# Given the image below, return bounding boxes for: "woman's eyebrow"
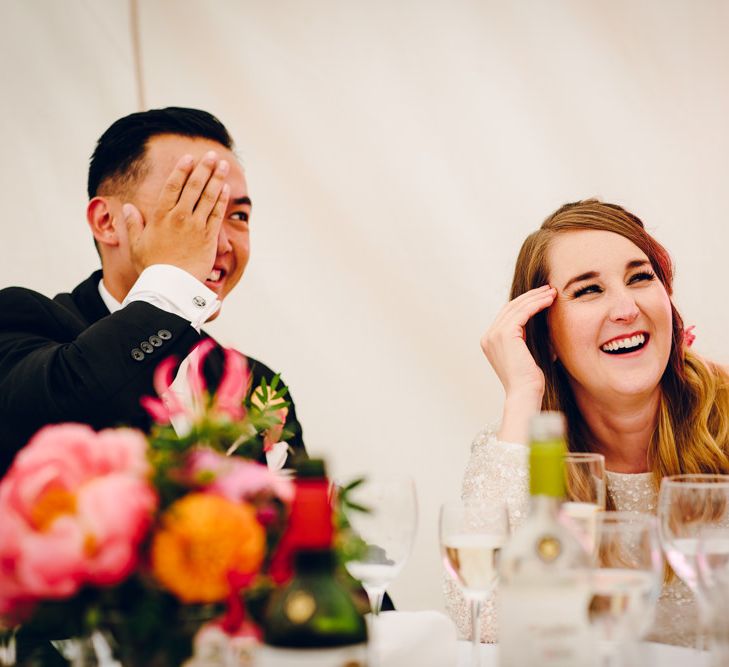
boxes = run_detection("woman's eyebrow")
[561,259,650,291]
[626,259,650,269]
[562,271,598,292]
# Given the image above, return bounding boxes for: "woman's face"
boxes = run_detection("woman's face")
[546,229,673,405]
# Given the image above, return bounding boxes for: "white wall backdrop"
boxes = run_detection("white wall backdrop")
[2,0,729,612]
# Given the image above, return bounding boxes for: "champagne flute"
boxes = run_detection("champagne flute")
[439,500,509,667]
[588,511,663,667]
[658,474,729,650]
[344,475,418,616]
[561,452,606,555]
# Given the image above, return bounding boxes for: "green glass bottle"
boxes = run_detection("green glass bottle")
[498,412,596,667]
[257,459,368,666]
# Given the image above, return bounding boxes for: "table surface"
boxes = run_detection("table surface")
[373,611,709,667]
[456,641,709,667]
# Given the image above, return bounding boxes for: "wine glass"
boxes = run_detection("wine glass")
[588,511,663,666]
[561,452,606,555]
[697,524,729,662]
[343,475,418,617]
[439,500,509,667]
[658,474,729,650]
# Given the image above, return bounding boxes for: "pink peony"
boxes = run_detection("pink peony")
[0,424,157,618]
[185,448,294,504]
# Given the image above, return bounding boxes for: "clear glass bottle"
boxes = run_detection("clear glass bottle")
[258,459,368,667]
[498,411,596,667]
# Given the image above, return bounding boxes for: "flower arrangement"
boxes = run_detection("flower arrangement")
[0,341,297,666]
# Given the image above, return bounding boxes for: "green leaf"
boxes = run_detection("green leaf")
[341,477,366,492]
[342,501,371,514]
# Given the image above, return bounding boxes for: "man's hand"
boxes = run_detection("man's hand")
[122,151,230,282]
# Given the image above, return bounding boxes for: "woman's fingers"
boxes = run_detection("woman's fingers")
[489,286,556,334]
[481,286,557,395]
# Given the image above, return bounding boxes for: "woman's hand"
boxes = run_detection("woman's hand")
[480,285,557,443]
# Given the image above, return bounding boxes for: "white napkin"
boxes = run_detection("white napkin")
[373,610,459,667]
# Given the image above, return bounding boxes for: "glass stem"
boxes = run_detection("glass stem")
[0,627,16,667]
[364,586,386,667]
[366,587,386,616]
[470,597,482,667]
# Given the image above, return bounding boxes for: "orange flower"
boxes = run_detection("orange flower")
[151,493,265,603]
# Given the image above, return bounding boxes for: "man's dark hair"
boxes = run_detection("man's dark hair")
[87,107,234,198]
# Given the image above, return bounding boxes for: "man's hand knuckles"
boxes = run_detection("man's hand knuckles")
[198,189,218,208]
[169,209,189,225]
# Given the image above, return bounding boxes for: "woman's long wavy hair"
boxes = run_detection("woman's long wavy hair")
[512,199,729,498]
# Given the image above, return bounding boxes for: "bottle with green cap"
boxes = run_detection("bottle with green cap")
[498,411,596,667]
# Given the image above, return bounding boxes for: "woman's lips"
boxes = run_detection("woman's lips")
[600,332,650,355]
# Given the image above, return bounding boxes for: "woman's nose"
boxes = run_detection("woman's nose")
[608,290,640,324]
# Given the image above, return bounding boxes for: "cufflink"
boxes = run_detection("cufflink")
[192,296,207,308]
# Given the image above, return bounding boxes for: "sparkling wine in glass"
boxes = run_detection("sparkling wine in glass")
[343,475,418,616]
[561,452,606,555]
[439,500,509,667]
[588,511,663,666]
[658,473,729,650]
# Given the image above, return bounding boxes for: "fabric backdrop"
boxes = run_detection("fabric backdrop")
[2,0,728,612]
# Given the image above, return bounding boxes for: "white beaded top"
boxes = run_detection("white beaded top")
[444,427,696,646]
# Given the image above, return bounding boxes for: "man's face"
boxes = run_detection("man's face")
[115,134,251,307]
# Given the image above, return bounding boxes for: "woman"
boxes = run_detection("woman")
[445,199,729,646]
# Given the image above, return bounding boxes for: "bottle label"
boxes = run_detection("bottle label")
[256,644,368,667]
[499,579,596,667]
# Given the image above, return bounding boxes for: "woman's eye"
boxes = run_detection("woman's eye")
[572,284,602,298]
[628,271,655,285]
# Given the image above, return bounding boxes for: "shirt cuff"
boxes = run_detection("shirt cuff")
[122,265,220,331]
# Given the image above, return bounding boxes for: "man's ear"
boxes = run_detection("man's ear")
[86,197,120,247]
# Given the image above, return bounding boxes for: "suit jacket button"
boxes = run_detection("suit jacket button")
[149,335,163,347]
[158,329,172,340]
[140,341,154,354]
[131,348,145,361]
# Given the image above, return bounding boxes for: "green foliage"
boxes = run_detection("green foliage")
[332,476,370,565]
[146,376,292,509]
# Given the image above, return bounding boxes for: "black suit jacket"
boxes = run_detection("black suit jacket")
[0,271,305,474]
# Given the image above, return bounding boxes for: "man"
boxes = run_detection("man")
[0,107,305,474]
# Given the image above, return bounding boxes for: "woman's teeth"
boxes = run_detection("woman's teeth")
[601,333,647,354]
[207,269,222,282]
